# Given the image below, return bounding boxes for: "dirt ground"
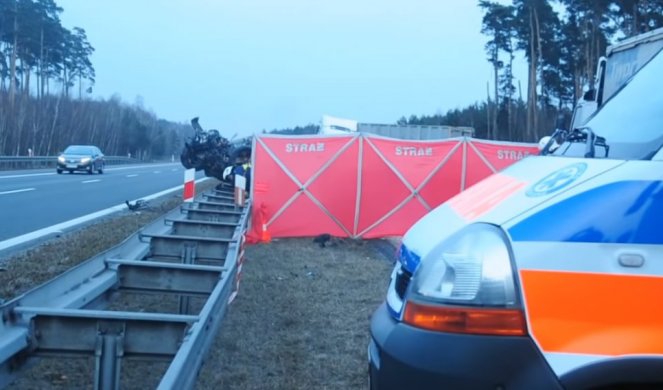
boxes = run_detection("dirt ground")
[197,238,395,390]
[1,181,397,389]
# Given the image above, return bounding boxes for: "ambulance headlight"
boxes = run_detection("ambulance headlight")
[410,223,518,307]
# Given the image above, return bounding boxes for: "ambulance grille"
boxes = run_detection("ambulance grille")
[395,267,412,300]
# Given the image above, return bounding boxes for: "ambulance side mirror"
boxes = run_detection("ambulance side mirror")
[538,134,562,155]
[538,136,552,152]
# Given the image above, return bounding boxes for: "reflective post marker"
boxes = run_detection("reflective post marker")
[183,169,195,202]
[235,175,246,207]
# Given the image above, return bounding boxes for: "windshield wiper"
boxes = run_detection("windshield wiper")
[566,126,610,158]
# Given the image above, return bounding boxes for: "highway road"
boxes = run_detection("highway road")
[0,163,206,243]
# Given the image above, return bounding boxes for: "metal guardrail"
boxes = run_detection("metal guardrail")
[0,156,140,171]
[0,183,250,389]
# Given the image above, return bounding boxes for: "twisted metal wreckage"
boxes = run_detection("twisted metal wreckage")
[179,117,252,181]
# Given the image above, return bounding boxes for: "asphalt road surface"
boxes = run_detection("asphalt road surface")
[0,163,205,242]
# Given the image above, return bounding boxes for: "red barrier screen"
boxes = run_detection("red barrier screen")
[356,137,462,238]
[249,134,537,241]
[250,135,359,239]
[465,139,539,188]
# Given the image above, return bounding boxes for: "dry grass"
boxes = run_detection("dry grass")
[2,180,217,390]
[0,200,176,301]
[0,180,218,302]
[197,238,394,390]
[1,179,397,389]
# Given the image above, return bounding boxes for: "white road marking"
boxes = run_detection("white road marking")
[82,179,101,184]
[154,171,161,174]
[0,177,212,252]
[104,163,181,172]
[0,163,181,179]
[126,174,139,178]
[0,172,54,179]
[0,188,36,195]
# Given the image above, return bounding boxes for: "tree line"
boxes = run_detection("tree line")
[1,94,190,158]
[4,0,663,155]
[0,0,93,101]
[0,0,190,158]
[401,0,663,142]
[265,124,319,135]
[273,1,663,142]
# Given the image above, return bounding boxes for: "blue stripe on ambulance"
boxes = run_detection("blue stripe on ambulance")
[398,244,421,273]
[385,244,422,319]
[509,180,663,244]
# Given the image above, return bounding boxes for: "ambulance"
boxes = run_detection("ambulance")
[369,29,663,389]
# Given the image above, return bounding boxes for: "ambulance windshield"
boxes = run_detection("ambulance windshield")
[554,47,663,160]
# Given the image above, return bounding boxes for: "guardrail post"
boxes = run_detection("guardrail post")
[178,245,196,315]
[94,322,124,390]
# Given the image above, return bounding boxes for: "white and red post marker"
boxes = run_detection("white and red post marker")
[235,174,246,207]
[183,168,195,202]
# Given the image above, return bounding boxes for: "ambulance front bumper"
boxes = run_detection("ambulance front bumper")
[368,303,562,390]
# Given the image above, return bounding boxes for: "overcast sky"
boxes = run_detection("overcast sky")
[57,0,527,136]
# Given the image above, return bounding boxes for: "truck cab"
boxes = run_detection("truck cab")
[570,27,663,130]
[369,29,663,389]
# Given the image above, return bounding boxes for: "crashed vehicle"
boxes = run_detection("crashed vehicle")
[180,117,251,181]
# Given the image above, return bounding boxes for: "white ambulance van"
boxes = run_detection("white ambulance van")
[369,28,663,389]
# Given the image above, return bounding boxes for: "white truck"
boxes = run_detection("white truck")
[571,26,663,129]
[319,114,474,140]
